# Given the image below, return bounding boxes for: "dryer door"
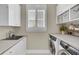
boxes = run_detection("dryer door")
[49,39,56,55]
[57,49,71,55]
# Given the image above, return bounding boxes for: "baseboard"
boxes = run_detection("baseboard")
[26,49,51,55]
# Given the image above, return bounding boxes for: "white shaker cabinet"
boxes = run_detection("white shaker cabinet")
[9,4,21,26]
[3,37,26,55]
[0,4,21,26]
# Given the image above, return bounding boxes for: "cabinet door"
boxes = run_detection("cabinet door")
[70,4,79,20]
[57,4,76,15]
[62,10,69,22]
[3,37,26,55]
[0,4,8,26]
[13,37,26,55]
[9,4,21,26]
[57,15,63,24]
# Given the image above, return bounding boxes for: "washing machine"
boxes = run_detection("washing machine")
[57,40,71,55]
[57,40,79,55]
[49,34,59,55]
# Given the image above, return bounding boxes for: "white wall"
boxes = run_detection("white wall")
[47,4,59,34]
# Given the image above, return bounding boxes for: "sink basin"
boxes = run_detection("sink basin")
[3,36,23,40]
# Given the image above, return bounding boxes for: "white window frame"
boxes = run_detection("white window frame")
[26,5,47,32]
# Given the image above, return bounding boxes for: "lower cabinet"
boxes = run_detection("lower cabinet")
[3,37,26,55]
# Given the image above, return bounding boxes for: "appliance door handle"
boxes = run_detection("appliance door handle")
[64,45,69,49]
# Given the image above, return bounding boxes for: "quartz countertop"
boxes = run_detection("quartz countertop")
[0,37,24,54]
[50,33,79,49]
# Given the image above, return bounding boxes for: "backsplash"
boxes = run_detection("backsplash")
[0,27,15,40]
[59,23,79,36]
[68,24,79,36]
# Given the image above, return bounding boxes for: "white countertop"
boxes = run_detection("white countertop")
[50,33,79,49]
[0,37,24,54]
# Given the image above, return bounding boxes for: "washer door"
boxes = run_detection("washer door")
[49,40,56,55]
[57,49,71,55]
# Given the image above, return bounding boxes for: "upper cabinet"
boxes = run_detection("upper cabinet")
[9,4,21,26]
[26,5,47,32]
[70,5,79,20]
[57,4,76,16]
[57,10,69,24]
[56,4,79,24]
[0,4,21,26]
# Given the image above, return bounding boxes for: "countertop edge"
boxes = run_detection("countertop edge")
[50,33,79,49]
[0,36,25,55]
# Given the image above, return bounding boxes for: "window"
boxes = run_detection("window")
[28,10,36,28]
[27,5,47,32]
[37,10,45,28]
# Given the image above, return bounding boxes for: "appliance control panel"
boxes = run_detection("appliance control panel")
[60,40,79,55]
